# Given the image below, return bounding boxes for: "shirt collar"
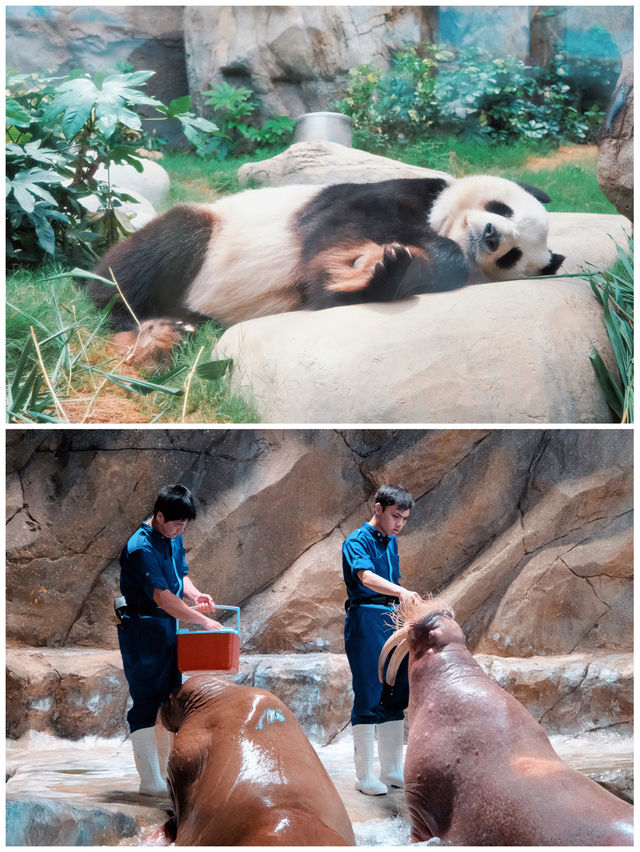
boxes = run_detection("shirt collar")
[364,522,390,544]
[142,518,172,544]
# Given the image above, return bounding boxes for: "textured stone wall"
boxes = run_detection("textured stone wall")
[6,5,629,125]
[6,428,632,655]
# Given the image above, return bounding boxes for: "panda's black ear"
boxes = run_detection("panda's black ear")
[516,181,552,204]
[539,253,565,275]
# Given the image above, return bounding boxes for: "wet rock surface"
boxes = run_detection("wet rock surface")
[7,647,632,749]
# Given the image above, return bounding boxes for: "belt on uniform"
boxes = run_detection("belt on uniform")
[345,594,398,612]
[114,596,173,621]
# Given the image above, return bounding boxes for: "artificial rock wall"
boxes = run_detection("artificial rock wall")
[6,428,633,746]
[6,428,632,655]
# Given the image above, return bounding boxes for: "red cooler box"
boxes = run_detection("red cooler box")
[177,605,241,675]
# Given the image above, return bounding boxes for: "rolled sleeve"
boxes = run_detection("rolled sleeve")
[343,536,375,579]
[128,546,170,600]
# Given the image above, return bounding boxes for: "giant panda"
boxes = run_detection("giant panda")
[89,175,565,363]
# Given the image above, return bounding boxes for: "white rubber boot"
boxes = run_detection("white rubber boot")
[352,724,388,795]
[154,721,174,785]
[377,719,405,788]
[131,727,168,795]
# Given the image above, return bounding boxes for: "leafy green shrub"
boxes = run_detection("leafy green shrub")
[335,43,613,149]
[202,81,295,159]
[6,65,219,266]
[583,236,633,423]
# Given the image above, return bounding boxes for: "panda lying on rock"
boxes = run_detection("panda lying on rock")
[89,175,565,364]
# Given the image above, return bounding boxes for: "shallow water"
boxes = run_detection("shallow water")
[6,728,633,846]
[353,815,412,845]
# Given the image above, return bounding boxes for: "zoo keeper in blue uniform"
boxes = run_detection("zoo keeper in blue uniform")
[117,483,221,795]
[343,484,421,796]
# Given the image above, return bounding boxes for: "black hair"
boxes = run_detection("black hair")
[153,484,197,522]
[374,484,414,511]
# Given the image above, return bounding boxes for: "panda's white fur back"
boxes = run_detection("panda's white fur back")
[186,184,321,325]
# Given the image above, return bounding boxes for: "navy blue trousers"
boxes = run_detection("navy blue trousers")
[345,604,409,725]
[117,615,182,733]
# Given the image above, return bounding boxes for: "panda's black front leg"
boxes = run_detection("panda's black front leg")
[304,234,470,309]
[360,235,470,302]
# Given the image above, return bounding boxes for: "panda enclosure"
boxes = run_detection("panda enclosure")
[6,6,628,144]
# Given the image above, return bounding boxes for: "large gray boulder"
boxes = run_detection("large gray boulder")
[213,212,629,424]
[237,141,451,186]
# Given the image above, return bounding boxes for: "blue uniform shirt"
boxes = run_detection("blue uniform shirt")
[120,519,189,615]
[342,522,400,601]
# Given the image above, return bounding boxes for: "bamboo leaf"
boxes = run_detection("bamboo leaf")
[88,368,184,396]
[195,359,233,381]
[9,363,40,414]
[589,347,623,419]
[9,334,36,400]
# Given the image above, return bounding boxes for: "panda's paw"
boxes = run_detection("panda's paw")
[373,242,413,274]
[366,242,422,301]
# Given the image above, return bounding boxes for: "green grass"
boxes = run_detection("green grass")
[380,136,617,213]
[161,323,260,423]
[159,145,288,210]
[6,262,99,367]
[159,136,616,214]
[6,263,259,423]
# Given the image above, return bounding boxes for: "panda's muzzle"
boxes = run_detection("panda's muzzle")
[482,222,500,253]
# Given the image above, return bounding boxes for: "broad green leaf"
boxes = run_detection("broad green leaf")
[103,69,155,87]
[111,104,143,131]
[33,214,56,255]
[96,111,118,139]
[10,183,35,213]
[61,95,99,139]
[166,95,192,117]
[13,167,65,187]
[24,183,57,205]
[42,78,98,133]
[6,98,32,127]
[23,140,66,167]
[181,114,219,133]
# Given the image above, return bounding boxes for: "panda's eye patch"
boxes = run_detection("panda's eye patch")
[496,247,523,269]
[485,200,514,218]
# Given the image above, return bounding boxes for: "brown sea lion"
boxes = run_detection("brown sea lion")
[379,601,634,846]
[159,674,355,846]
